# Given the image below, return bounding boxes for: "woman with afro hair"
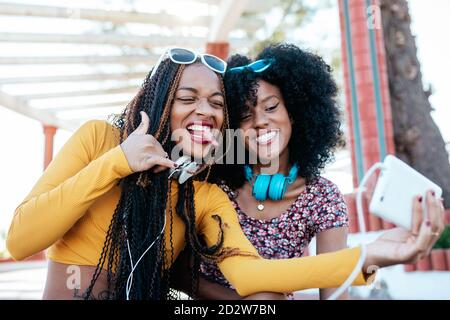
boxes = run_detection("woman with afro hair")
[198,43,445,300]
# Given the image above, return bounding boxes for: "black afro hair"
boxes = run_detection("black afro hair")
[211,43,344,189]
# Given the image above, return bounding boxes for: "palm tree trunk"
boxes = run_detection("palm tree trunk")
[380,0,450,207]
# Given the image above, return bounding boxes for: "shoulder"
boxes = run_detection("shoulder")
[193,181,235,214]
[77,119,109,133]
[193,181,229,201]
[306,176,347,213]
[74,120,120,159]
[308,177,349,230]
[308,176,343,199]
[77,120,119,142]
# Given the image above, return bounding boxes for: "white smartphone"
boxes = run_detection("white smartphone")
[369,155,442,230]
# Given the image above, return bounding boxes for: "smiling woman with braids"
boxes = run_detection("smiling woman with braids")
[6,47,444,300]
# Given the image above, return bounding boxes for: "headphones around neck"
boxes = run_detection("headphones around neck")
[245,164,299,201]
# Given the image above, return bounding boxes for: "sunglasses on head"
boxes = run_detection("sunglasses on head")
[227,58,275,74]
[150,48,228,79]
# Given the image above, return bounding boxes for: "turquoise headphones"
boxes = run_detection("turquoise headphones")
[244,164,299,201]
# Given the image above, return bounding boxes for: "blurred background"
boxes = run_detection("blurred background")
[0,0,449,299]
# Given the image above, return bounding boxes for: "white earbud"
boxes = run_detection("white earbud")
[168,156,201,184]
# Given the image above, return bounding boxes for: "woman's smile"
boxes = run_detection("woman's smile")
[186,121,214,145]
[170,63,224,159]
[255,130,279,146]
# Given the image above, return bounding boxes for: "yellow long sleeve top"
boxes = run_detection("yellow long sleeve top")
[6,120,373,296]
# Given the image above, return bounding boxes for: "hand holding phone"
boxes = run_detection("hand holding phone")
[365,189,445,268]
[369,155,442,229]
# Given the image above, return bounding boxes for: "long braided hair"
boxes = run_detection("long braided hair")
[84,59,231,300]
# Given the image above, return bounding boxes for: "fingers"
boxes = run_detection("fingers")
[151,151,171,173]
[151,138,166,154]
[425,190,445,251]
[146,155,176,170]
[413,219,434,260]
[133,111,150,135]
[411,195,423,236]
[413,190,445,258]
[426,190,443,233]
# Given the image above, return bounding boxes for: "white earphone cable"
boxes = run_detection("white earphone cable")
[125,214,167,300]
[327,162,384,300]
[124,162,385,300]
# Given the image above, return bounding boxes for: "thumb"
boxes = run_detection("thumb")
[133,111,150,135]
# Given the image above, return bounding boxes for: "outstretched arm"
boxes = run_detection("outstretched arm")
[316,227,349,300]
[199,186,444,297]
[198,185,372,297]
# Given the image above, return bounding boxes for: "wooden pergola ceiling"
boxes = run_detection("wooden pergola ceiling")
[0,0,277,131]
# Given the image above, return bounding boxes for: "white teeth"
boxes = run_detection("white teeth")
[256,131,277,143]
[187,125,211,132]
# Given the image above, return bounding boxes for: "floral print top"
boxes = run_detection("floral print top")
[199,176,349,290]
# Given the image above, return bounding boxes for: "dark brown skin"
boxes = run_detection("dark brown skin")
[195,80,349,300]
[169,63,224,161]
[194,79,445,300]
[41,69,446,300]
[42,63,224,300]
[42,261,109,300]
